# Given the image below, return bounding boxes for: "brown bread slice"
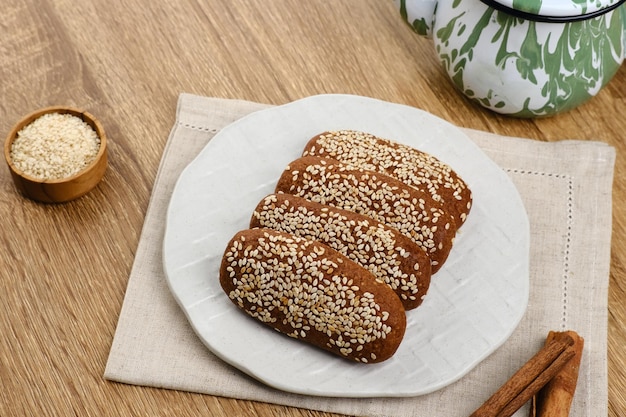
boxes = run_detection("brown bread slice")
[302,130,472,227]
[220,228,407,363]
[275,156,456,273]
[250,193,431,310]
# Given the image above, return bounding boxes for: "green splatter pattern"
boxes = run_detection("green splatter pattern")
[398,0,625,116]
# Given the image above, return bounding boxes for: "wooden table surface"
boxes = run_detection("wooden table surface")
[1,1,624,416]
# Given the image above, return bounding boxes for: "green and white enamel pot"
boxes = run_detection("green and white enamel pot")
[395,0,626,117]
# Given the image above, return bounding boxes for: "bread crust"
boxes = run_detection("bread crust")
[275,156,456,273]
[220,228,406,363]
[250,193,431,310]
[302,130,472,228]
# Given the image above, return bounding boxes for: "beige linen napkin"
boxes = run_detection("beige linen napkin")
[105,93,614,417]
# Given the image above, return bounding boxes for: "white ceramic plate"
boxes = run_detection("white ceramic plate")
[163,94,529,398]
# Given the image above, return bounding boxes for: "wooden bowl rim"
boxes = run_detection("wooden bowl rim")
[4,106,107,184]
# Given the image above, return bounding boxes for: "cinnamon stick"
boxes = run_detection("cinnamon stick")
[531,331,584,417]
[529,396,537,417]
[469,334,575,417]
[496,347,575,417]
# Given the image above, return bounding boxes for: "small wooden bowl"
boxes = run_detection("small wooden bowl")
[4,106,108,203]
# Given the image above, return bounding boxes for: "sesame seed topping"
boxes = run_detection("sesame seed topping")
[275,156,455,271]
[302,130,472,226]
[221,228,402,362]
[251,193,431,310]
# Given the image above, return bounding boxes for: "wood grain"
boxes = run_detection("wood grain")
[1,1,624,416]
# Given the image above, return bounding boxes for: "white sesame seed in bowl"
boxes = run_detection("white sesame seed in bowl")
[4,106,107,203]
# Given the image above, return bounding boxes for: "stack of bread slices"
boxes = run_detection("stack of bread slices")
[220,130,472,364]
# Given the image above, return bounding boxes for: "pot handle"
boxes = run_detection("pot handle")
[395,0,438,38]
